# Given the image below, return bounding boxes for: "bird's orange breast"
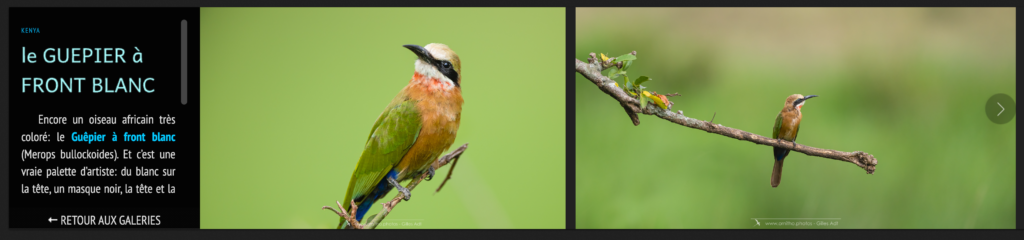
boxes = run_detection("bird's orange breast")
[777,110,802,141]
[395,73,463,180]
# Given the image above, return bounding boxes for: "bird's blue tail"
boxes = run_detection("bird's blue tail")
[355,170,400,222]
[773,147,790,161]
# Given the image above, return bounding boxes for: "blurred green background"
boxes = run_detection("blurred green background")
[200,8,565,229]
[576,8,1014,229]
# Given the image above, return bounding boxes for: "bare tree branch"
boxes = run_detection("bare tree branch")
[575,52,877,174]
[435,144,467,194]
[324,200,363,229]
[323,143,469,229]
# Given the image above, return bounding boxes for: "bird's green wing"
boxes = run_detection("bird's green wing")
[772,112,782,139]
[343,98,422,207]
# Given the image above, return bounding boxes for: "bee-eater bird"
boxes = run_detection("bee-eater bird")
[771,94,817,188]
[341,43,462,228]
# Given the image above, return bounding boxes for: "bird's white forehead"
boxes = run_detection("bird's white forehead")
[424,43,451,60]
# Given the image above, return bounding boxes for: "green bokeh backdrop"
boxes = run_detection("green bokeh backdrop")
[200,8,565,229]
[576,8,1014,229]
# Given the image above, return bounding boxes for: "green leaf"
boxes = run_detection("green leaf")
[623,60,633,71]
[639,95,648,109]
[615,53,636,62]
[624,76,633,92]
[607,68,619,78]
[611,71,625,80]
[634,76,651,85]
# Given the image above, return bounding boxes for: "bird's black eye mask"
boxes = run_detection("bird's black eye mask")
[434,60,459,88]
[792,95,818,108]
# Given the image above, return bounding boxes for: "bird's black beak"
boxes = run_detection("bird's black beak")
[804,95,819,100]
[403,44,436,65]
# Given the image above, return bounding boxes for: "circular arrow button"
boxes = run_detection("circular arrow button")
[986,93,1015,124]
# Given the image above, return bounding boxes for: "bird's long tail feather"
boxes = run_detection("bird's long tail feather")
[771,159,784,188]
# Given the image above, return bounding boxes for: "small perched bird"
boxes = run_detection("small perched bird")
[341,43,463,228]
[771,94,817,188]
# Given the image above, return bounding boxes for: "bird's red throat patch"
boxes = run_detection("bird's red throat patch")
[412,72,454,93]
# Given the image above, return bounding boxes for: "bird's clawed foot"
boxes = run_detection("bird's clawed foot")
[387,176,411,201]
[426,167,436,181]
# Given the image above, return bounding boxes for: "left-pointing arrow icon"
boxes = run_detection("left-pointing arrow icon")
[48,217,57,223]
